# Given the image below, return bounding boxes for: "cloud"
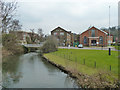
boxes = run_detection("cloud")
[14,0,119,34]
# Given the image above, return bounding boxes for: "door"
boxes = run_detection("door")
[91,40,96,46]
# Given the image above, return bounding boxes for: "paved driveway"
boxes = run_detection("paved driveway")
[59,46,117,51]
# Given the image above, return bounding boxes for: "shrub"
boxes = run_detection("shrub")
[22,45,29,53]
[41,36,58,53]
[2,33,24,54]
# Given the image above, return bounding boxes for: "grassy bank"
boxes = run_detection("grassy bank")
[44,48,118,86]
[115,46,120,50]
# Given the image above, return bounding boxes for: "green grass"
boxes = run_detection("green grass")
[44,48,118,83]
[115,45,120,50]
[44,54,99,75]
[45,48,118,74]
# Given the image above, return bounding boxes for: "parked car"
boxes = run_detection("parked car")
[78,44,83,48]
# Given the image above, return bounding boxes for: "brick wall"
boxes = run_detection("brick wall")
[51,27,72,46]
[80,27,108,47]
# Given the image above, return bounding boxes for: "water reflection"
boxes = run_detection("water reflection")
[2,55,20,73]
[2,55,23,88]
[2,53,79,88]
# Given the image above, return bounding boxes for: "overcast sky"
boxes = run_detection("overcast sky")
[10,0,119,34]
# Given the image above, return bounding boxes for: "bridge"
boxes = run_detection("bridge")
[22,42,45,48]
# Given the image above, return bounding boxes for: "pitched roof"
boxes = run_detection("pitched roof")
[80,26,108,35]
[51,26,72,34]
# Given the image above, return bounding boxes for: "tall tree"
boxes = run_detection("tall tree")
[8,19,22,31]
[0,0,19,33]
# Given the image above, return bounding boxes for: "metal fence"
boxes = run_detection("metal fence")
[51,51,117,73]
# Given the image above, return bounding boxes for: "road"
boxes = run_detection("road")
[59,46,117,51]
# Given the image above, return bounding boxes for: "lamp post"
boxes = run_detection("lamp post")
[109,6,111,55]
[109,6,111,46]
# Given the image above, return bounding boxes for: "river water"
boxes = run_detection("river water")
[2,53,79,88]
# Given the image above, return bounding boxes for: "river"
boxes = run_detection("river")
[2,53,79,88]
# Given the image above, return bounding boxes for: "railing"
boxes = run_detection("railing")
[51,49,118,74]
[22,42,46,47]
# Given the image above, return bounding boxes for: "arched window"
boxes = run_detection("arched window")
[99,36,103,44]
[84,36,87,44]
[91,29,95,37]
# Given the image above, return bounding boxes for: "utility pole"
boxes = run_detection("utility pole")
[108,6,111,55]
[109,6,111,46]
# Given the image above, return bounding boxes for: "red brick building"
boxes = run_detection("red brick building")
[80,26,113,47]
[9,31,40,44]
[51,27,73,46]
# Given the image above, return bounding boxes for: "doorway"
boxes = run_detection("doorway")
[91,40,96,46]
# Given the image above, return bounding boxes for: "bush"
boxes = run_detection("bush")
[41,36,58,53]
[22,45,29,53]
[111,43,115,46]
[2,33,24,54]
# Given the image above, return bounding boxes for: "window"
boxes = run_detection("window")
[57,39,59,41]
[67,38,70,41]
[67,33,70,36]
[23,34,26,40]
[91,29,95,37]
[60,32,64,35]
[99,36,103,44]
[84,36,87,44]
[54,32,57,35]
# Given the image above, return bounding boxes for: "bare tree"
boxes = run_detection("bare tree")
[30,29,34,33]
[8,19,22,31]
[38,28,44,42]
[1,0,18,33]
[30,29,36,43]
